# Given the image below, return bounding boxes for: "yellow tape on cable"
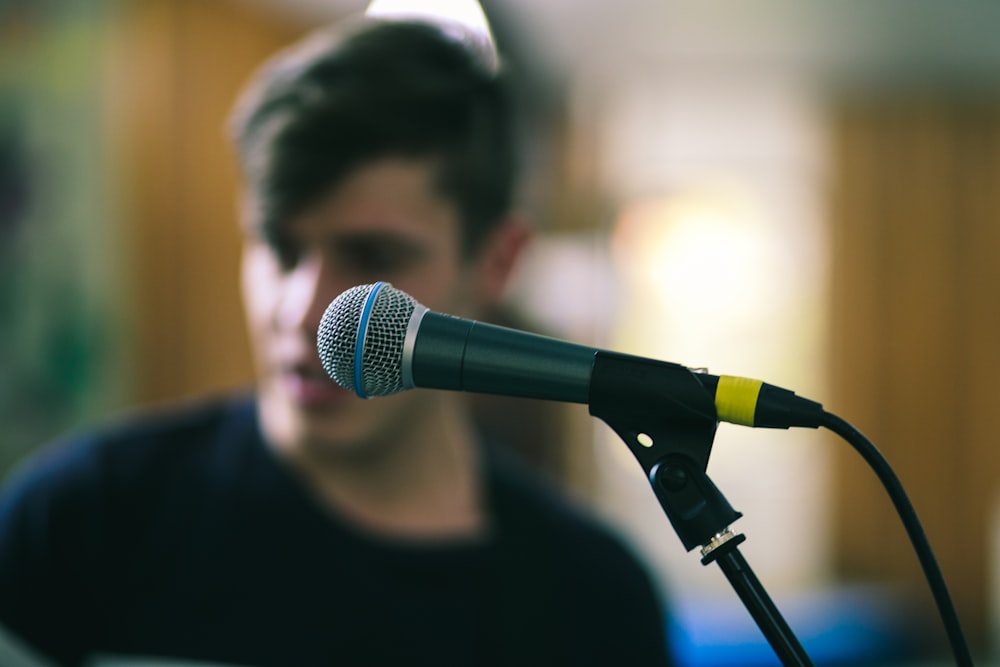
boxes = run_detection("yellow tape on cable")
[716,376,763,427]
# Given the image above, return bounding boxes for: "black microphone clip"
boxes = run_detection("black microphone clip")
[589,351,740,552]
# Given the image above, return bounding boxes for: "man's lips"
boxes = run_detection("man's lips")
[280,364,353,406]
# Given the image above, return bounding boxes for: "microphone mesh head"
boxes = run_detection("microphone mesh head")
[317,283,417,397]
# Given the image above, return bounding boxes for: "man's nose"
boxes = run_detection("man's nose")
[275,252,342,335]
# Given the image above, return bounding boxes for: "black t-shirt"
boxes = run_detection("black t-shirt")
[0,397,671,666]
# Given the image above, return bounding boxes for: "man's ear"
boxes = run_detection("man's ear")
[474,213,532,305]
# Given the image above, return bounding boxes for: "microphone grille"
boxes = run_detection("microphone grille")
[317,283,417,397]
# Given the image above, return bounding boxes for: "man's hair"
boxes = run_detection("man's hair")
[229,18,517,255]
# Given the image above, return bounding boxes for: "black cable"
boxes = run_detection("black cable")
[819,410,973,666]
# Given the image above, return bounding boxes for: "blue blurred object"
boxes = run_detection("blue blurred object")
[668,585,929,666]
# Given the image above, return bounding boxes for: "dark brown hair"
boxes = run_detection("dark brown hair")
[229,18,517,256]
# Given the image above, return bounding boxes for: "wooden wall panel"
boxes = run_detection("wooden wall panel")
[829,99,1000,653]
[112,0,307,406]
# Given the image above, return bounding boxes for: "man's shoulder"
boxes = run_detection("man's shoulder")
[89,393,255,450]
[485,445,672,665]
[0,394,256,512]
[487,445,643,566]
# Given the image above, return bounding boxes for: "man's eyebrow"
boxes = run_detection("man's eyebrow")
[329,231,431,255]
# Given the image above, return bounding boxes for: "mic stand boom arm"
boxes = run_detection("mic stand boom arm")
[588,352,813,667]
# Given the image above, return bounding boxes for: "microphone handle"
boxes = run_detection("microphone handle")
[409,312,595,403]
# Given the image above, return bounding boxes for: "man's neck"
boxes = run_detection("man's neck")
[284,397,487,541]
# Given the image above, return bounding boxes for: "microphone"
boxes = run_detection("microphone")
[317,282,824,429]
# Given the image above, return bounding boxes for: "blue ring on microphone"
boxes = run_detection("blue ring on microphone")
[354,281,385,399]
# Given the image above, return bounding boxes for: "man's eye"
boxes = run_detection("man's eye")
[348,247,408,274]
[271,240,303,271]
[340,240,422,276]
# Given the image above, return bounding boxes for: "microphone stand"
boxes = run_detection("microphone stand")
[589,352,813,667]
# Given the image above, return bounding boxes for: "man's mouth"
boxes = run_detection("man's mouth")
[280,363,351,406]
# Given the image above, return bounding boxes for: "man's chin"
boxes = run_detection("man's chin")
[268,409,399,464]
[300,431,397,465]
[258,387,428,465]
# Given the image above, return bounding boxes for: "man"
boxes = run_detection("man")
[0,15,671,667]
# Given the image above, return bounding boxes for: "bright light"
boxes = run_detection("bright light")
[365,0,497,70]
[612,187,784,330]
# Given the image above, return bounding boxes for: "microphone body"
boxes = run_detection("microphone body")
[407,309,596,403]
[318,282,824,429]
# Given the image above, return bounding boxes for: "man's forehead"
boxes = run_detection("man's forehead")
[239,156,467,251]
[288,165,460,238]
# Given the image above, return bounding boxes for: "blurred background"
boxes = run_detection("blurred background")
[2,0,999,664]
